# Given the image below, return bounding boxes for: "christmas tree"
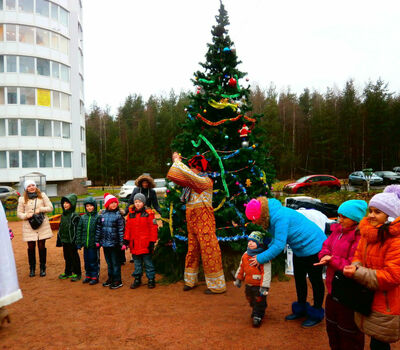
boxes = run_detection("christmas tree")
[154,1,275,281]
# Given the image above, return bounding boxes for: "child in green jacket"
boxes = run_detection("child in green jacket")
[76,197,100,285]
[58,194,81,281]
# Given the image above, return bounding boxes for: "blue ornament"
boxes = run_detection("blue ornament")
[224,135,229,139]
[223,47,231,52]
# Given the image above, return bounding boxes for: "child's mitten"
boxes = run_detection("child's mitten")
[233,279,242,288]
[148,241,155,253]
[259,287,269,296]
[96,243,100,248]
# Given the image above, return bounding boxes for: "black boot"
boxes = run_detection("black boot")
[148,278,156,289]
[39,248,47,277]
[130,275,142,289]
[28,248,36,277]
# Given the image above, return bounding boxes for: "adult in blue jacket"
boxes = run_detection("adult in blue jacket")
[246,197,326,328]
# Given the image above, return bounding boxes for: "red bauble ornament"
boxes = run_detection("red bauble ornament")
[228,78,237,87]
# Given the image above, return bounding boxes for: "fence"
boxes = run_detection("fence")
[5,199,129,218]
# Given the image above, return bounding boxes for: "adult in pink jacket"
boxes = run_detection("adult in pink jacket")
[316,200,367,350]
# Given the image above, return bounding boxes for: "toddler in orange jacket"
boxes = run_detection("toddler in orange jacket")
[234,231,271,328]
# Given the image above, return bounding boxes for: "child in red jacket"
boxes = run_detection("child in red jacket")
[124,193,158,289]
[234,231,271,328]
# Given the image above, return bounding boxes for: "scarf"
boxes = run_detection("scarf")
[28,192,38,199]
[180,172,209,203]
[247,246,265,257]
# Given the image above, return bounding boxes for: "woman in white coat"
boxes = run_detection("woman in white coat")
[17,180,53,277]
[0,202,22,326]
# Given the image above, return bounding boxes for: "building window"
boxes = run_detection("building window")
[0,152,6,168]
[60,64,69,81]
[38,119,51,136]
[63,152,71,167]
[81,153,86,167]
[50,2,58,20]
[6,24,16,41]
[0,87,4,104]
[8,119,18,135]
[0,119,5,136]
[39,151,52,167]
[51,61,60,78]
[59,36,68,55]
[52,91,60,108]
[6,55,17,72]
[36,28,50,47]
[9,151,19,168]
[37,88,51,107]
[22,150,37,168]
[19,56,35,73]
[0,56,3,72]
[59,7,69,27]
[53,121,61,137]
[19,25,34,44]
[21,118,36,136]
[20,87,35,105]
[7,87,17,104]
[19,0,34,13]
[0,24,3,41]
[36,0,49,17]
[60,93,70,110]
[50,32,58,50]
[37,58,50,76]
[62,122,70,138]
[80,126,85,141]
[54,151,62,167]
[6,0,15,11]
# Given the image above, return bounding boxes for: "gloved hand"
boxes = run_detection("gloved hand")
[148,241,155,253]
[121,245,127,251]
[96,243,100,248]
[233,279,242,288]
[76,245,82,250]
[259,287,269,296]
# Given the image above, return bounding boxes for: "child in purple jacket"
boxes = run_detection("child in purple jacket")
[315,200,367,350]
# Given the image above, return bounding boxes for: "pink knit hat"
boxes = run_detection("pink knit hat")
[104,193,119,208]
[245,199,261,221]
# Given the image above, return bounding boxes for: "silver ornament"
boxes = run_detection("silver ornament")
[242,140,249,148]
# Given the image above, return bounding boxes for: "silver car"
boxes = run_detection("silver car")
[348,172,384,186]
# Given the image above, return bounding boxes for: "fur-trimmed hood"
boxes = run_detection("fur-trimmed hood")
[135,174,155,189]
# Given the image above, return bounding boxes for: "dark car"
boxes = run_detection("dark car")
[374,171,400,185]
[283,175,341,194]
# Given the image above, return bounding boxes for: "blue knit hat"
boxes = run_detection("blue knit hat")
[248,231,264,247]
[338,200,367,223]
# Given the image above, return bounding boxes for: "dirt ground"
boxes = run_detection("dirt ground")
[1,222,400,350]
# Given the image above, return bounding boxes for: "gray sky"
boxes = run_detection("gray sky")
[83,0,400,114]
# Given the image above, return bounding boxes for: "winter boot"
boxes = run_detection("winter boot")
[148,278,156,289]
[252,316,262,328]
[302,305,324,328]
[28,248,36,277]
[130,275,142,289]
[285,302,310,321]
[39,248,47,277]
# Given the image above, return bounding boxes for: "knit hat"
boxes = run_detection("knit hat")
[24,180,36,190]
[369,186,400,219]
[248,231,264,247]
[104,193,119,208]
[133,193,146,204]
[245,199,261,221]
[338,200,368,223]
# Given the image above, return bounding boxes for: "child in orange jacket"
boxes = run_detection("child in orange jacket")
[234,231,271,328]
[124,193,158,289]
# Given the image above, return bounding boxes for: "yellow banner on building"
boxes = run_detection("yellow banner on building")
[37,89,51,107]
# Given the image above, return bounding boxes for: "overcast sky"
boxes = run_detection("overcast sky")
[83,0,400,114]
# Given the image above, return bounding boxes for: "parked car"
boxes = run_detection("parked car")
[118,180,136,199]
[118,178,169,200]
[283,175,341,194]
[0,186,20,210]
[393,167,400,175]
[348,171,383,186]
[374,171,400,185]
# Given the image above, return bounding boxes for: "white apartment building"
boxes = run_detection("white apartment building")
[0,0,86,196]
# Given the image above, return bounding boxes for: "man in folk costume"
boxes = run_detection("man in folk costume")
[167,152,226,294]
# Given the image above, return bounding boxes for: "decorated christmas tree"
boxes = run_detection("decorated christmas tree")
[154,1,275,281]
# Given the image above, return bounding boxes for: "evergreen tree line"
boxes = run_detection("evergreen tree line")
[86,79,400,185]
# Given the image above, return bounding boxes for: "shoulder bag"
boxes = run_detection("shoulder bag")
[28,198,45,230]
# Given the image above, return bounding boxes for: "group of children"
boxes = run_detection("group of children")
[58,192,158,290]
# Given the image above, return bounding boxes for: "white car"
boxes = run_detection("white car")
[118,178,169,199]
